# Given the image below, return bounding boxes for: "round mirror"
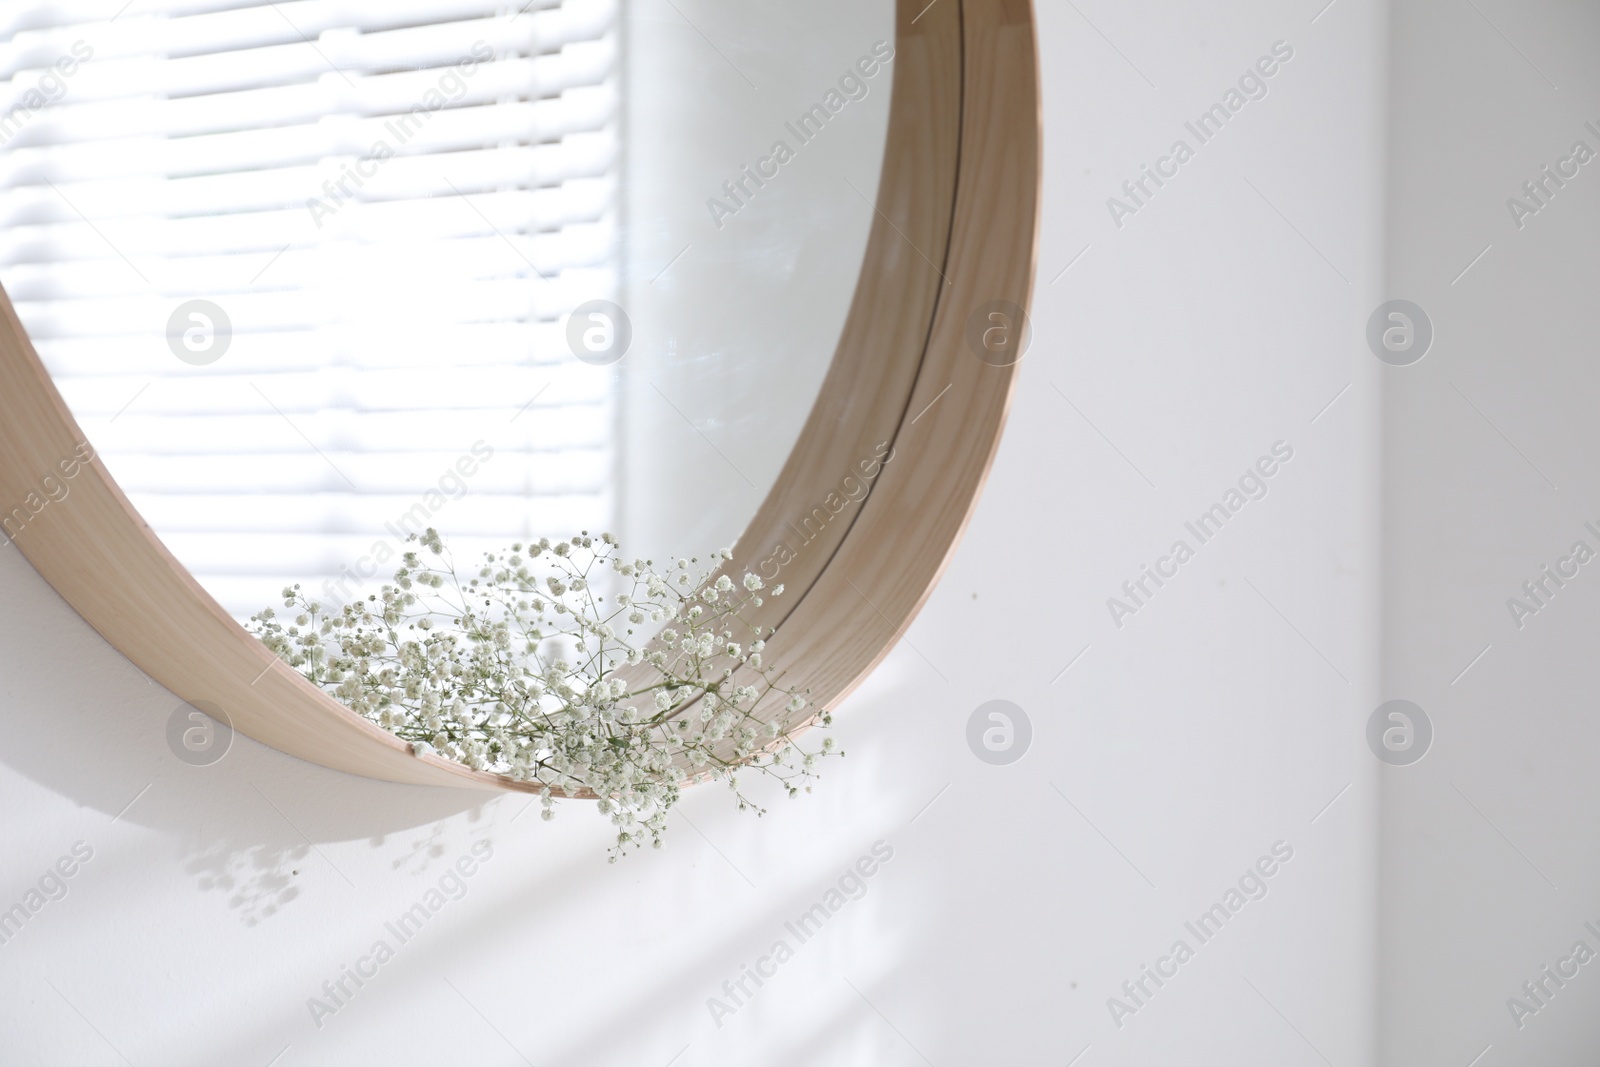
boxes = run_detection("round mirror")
[0,0,895,622]
[0,0,1039,790]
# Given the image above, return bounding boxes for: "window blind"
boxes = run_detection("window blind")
[0,0,622,619]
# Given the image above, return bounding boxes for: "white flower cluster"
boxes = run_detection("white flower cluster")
[247,530,839,860]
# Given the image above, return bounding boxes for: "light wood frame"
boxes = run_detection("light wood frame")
[0,0,1039,793]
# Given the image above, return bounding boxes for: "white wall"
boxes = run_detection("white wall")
[1380,1,1600,1063]
[0,2,1399,1064]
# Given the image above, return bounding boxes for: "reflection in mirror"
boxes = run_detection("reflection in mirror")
[0,0,894,620]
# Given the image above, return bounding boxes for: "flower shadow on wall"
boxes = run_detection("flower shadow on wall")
[182,840,308,928]
[0,544,494,928]
[176,806,491,928]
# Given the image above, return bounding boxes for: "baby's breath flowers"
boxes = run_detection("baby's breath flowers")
[247,530,839,860]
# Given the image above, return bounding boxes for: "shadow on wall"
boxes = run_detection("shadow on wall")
[0,547,488,926]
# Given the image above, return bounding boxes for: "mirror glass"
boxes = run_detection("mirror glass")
[0,0,895,619]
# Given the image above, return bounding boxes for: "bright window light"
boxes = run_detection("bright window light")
[0,0,621,618]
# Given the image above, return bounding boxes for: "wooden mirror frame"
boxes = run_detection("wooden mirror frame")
[0,0,1039,793]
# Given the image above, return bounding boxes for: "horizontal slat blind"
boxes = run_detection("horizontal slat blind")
[0,0,621,618]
